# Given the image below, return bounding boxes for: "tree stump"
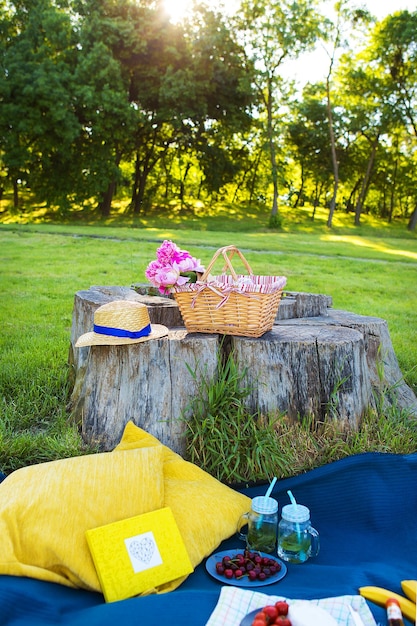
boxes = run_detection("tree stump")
[324,309,417,415]
[70,327,219,453]
[231,323,371,424]
[68,286,417,455]
[273,309,417,416]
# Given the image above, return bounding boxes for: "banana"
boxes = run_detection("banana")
[359,586,416,624]
[402,580,417,603]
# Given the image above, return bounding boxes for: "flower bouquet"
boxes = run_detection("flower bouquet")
[145,240,205,295]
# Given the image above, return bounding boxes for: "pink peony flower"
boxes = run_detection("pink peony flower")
[144,259,162,282]
[145,240,205,293]
[153,266,180,293]
[176,256,205,274]
[156,240,189,265]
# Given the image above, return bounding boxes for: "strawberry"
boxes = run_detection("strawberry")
[262,605,279,620]
[274,617,291,626]
[275,601,289,616]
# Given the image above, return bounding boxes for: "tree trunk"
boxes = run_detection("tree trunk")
[311,180,324,220]
[179,161,191,208]
[72,329,219,453]
[248,147,262,205]
[388,154,399,223]
[98,180,116,217]
[233,323,372,424]
[68,286,213,454]
[266,79,280,224]
[346,178,360,213]
[354,135,379,226]
[13,179,19,209]
[97,152,122,216]
[131,153,150,215]
[407,204,417,231]
[293,165,305,209]
[326,65,338,228]
[234,308,417,423]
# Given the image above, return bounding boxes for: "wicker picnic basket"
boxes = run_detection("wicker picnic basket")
[173,245,286,338]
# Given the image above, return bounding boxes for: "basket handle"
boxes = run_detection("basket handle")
[200,246,253,281]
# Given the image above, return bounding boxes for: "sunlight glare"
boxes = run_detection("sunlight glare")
[163,0,192,23]
[323,235,417,261]
[163,0,239,23]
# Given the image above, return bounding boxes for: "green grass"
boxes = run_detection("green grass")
[184,341,417,485]
[184,345,294,484]
[0,201,416,477]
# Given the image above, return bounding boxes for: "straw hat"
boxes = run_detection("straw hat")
[75,300,169,347]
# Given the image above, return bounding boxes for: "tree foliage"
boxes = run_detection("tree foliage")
[0,0,416,229]
[234,0,324,225]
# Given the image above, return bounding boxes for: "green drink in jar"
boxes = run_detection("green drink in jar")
[247,520,277,553]
[277,504,320,564]
[237,496,278,554]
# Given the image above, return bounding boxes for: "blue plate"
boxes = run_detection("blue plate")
[240,609,265,626]
[205,549,287,587]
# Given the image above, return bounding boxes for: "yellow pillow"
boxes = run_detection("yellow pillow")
[0,422,250,597]
[0,446,164,591]
[115,422,251,571]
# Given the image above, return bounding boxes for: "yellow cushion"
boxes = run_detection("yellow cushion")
[0,446,164,590]
[115,422,251,571]
[0,422,251,596]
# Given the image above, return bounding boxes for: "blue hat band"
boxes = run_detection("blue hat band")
[93,323,151,340]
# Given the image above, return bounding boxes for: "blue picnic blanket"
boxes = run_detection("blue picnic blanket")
[0,451,416,626]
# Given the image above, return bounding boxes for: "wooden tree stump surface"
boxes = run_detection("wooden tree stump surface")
[68,286,417,455]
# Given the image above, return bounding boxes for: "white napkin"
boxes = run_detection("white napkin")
[205,586,377,626]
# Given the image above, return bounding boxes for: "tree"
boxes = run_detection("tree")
[0,0,80,209]
[71,0,173,215]
[316,1,372,228]
[286,87,333,217]
[234,0,323,227]
[334,56,388,224]
[367,10,417,229]
[333,9,417,228]
[0,0,141,213]
[70,0,141,215]
[182,5,255,201]
[100,1,254,213]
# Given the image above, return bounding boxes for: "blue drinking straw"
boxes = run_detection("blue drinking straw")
[256,477,277,530]
[287,489,297,506]
[287,489,301,540]
[265,476,277,498]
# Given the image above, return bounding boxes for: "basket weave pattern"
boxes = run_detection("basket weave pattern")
[173,246,286,338]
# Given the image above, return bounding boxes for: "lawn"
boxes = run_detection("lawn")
[0,203,416,476]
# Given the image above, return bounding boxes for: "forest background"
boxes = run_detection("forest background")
[1,0,417,230]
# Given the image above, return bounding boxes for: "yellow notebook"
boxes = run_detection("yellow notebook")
[85,507,193,603]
